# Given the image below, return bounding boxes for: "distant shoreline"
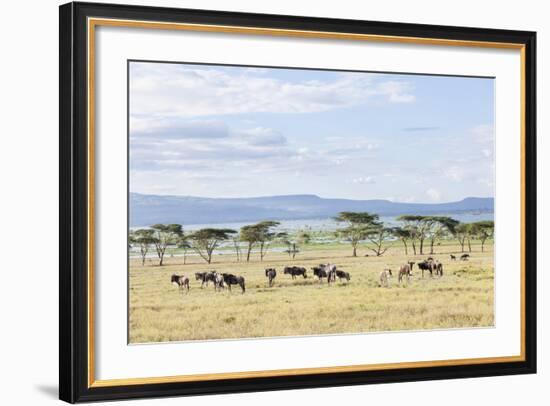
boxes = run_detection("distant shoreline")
[130,211,494,230]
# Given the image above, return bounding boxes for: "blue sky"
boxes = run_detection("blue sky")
[129,61,494,203]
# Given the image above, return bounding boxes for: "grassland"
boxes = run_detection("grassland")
[129,241,494,343]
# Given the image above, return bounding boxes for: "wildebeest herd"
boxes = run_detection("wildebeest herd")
[171,255,465,295]
[377,255,461,287]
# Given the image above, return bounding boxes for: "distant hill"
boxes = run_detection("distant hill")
[129,193,494,227]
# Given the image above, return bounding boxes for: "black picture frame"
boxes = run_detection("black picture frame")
[59,1,537,403]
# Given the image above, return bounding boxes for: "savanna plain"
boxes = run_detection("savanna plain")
[129,241,494,343]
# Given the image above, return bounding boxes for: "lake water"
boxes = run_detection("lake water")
[129,212,494,258]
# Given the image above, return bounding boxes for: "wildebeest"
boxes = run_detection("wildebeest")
[283,266,307,279]
[221,273,246,293]
[460,253,470,261]
[195,271,217,288]
[434,260,443,276]
[214,272,225,291]
[312,264,337,284]
[265,268,277,287]
[417,260,436,278]
[335,270,350,282]
[312,266,327,281]
[398,263,413,283]
[320,263,337,283]
[171,274,190,293]
[379,269,392,287]
[450,254,457,261]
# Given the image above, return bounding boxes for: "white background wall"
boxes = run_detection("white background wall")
[0,0,545,405]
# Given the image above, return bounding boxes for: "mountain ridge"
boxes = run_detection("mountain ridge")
[130,192,494,227]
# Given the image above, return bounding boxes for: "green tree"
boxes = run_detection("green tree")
[281,230,310,259]
[176,235,191,265]
[470,220,494,252]
[239,224,261,262]
[397,215,433,255]
[239,221,281,261]
[365,225,392,256]
[454,222,473,252]
[283,239,299,259]
[427,216,459,254]
[255,221,282,261]
[391,226,412,255]
[231,236,242,262]
[129,228,156,266]
[150,224,183,266]
[187,228,237,264]
[335,212,380,257]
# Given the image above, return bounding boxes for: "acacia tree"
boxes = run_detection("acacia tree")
[129,229,156,266]
[454,223,473,252]
[392,226,412,255]
[240,225,260,262]
[231,237,242,262]
[280,230,309,260]
[187,228,237,264]
[150,224,183,266]
[177,235,191,265]
[427,216,459,254]
[471,220,494,252]
[365,225,392,256]
[239,221,281,261]
[255,221,282,261]
[397,215,438,255]
[335,212,380,257]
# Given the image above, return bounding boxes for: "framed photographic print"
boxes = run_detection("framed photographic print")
[59,1,537,403]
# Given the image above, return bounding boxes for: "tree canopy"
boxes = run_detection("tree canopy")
[187,228,237,264]
[150,224,183,266]
[335,211,381,257]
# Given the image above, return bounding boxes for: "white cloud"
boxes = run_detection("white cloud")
[351,176,375,184]
[482,148,492,157]
[131,117,229,139]
[471,124,494,144]
[444,166,465,182]
[130,63,416,118]
[426,188,442,202]
[238,127,287,146]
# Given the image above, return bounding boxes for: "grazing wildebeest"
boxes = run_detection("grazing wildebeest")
[460,253,470,261]
[335,270,350,282]
[214,272,225,291]
[319,263,337,283]
[434,260,443,276]
[195,271,216,289]
[450,254,457,261]
[195,272,206,282]
[417,260,436,278]
[221,273,246,293]
[379,269,392,287]
[171,274,190,293]
[195,271,217,288]
[398,263,413,283]
[283,266,307,279]
[312,266,327,281]
[265,268,277,287]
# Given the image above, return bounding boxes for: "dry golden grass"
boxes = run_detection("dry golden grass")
[129,242,494,343]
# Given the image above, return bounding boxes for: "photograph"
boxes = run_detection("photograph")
[128,61,496,344]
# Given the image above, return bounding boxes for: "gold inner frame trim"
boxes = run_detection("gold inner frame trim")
[87,17,527,388]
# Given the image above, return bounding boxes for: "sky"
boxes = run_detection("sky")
[129,61,495,203]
